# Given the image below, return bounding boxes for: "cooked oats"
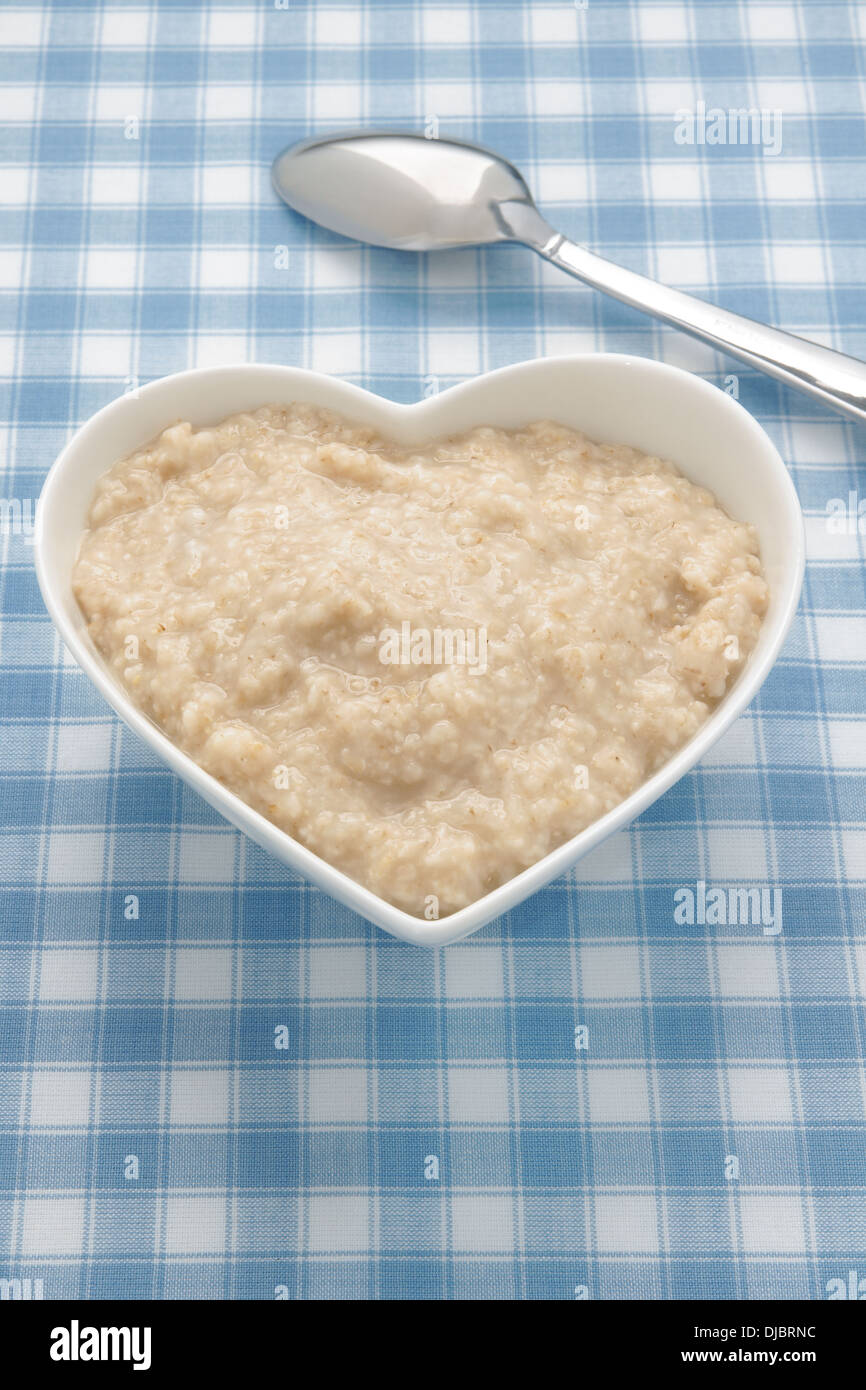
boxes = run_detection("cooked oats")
[72,404,768,916]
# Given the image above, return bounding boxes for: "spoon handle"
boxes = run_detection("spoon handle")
[534,232,866,426]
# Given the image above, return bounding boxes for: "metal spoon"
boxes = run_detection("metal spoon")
[272,130,866,426]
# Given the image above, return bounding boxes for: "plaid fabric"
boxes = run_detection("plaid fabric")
[1,0,865,1302]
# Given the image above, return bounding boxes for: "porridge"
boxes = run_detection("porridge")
[72,404,768,917]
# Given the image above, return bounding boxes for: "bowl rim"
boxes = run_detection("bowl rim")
[35,352,805,946]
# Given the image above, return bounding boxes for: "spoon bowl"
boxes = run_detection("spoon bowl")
[271,131,543,251]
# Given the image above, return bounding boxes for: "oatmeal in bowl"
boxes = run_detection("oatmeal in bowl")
[71,400,768,919]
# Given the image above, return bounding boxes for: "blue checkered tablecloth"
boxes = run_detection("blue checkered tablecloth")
[0,0,864,1303]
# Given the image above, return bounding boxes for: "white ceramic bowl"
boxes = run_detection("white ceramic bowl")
[36,355,804,946]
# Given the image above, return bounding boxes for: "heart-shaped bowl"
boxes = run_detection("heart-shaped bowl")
[36,355,804,946]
